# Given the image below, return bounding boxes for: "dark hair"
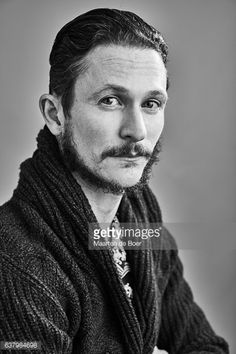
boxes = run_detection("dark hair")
[49,8,169,117]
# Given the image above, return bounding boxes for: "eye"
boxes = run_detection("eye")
[99,96,121,107]
[142,99,162,112]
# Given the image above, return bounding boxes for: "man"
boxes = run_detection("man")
[0,8,229,354]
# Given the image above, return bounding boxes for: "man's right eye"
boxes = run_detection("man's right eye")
[99,96,121,107]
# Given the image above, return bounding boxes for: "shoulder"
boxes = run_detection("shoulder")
[0,200,45,262]
[0,200,76,302]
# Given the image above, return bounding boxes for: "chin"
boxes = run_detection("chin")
[112,174,142,188]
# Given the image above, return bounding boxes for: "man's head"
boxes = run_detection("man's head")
[39,8,169,194]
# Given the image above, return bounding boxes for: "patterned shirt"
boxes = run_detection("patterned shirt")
[110,216,133,299]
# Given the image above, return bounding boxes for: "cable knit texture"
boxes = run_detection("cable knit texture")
[0,126,229,354]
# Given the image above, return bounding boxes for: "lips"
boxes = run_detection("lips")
[113,154,147,159]
[116,154,141,158]
[113,150,149,159]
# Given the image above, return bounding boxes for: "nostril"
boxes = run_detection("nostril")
[119,122,147,142]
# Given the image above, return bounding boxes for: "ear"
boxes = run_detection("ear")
[39,94,65,136]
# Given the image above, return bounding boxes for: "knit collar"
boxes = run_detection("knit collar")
[13,125,163,353]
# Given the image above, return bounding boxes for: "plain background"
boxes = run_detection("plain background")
[0,0,235,351]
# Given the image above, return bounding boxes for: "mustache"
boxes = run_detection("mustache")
[101,143,152,160]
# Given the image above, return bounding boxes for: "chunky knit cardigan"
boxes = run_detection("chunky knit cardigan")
[0,127,229,354]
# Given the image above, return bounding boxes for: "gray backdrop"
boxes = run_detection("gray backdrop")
[0,0,235,351]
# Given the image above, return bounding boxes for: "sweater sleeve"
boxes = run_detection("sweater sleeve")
[157,229,229,354]
[0,253,73,354]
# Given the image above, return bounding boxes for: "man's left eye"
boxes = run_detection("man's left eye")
[99,96,120,106]
[142,100,161,110]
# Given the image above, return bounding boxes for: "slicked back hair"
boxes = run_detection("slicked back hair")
[49,8,169,117]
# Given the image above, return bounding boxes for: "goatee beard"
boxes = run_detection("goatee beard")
[57,122,162,195]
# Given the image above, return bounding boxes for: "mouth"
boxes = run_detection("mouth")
[111,156,147,168]
[113,155,146,160]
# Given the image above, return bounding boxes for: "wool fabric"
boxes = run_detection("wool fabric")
[0,126,229,353]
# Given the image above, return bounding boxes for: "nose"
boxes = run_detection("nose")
[119,106,147,142]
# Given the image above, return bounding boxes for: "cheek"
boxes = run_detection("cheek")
[146,114,164,143]
[72,113,110,152]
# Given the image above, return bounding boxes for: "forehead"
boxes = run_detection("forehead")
[74,44,167,96]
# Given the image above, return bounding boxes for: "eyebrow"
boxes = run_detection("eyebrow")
[89,84,168,102]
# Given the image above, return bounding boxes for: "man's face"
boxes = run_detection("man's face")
[59,45,168,194]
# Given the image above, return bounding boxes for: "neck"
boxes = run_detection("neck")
[72,172,123,225]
